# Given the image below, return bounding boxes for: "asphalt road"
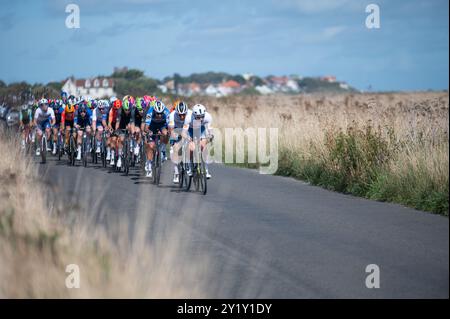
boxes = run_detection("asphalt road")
[39,154,448,298]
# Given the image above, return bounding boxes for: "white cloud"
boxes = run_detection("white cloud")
[323,25,347,38]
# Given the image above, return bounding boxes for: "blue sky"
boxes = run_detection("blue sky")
[0,0,448,91]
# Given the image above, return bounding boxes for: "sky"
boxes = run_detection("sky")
[0,0,448,91]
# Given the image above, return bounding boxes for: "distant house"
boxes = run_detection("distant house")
[321,75,337,83]
[157,84,168,93]
[165,80,175,93]
[62,77,115,98]
[189,82,202,95]
[255,85,273,95]
[339,82,349,90]
[218,80,241,96]
[286,79,300,92]
[205,84,221,97]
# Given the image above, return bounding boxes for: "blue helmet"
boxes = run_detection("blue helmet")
[61,91,68,99]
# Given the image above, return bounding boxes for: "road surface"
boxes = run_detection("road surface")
[39,155,448,298]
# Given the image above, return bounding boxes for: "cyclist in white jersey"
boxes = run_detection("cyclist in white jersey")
[33,98,56,156]
[182,104,213,179]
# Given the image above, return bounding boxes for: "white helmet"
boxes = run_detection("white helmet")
[39,98,49,106]
[109,96,117,104]
[154,100,165,113]
[192,104,206,118]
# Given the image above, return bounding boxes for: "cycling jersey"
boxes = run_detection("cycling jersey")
[52,106,64,126]
[183,111,213,139]
[61,109,76,124]
[144,106,170,126]
[92,106,110,127]
[34,107,55,124]
[74,112,92,129]
[133,108,145,127]
[20,108,33,125]
[116,109,133,130]
[169,110,191,129]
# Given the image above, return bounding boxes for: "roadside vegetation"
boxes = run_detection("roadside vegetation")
[208,92,449,216]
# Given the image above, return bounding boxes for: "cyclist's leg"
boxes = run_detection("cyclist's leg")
[36,123,44,155]
[96,123,103,152]
[76,127,83,159]
[52,125,59,153]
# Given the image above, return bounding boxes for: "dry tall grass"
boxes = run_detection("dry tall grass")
[190,92,449,214]
[0,130,211,298]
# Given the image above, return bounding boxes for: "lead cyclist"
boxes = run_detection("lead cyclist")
[182,103,213,179]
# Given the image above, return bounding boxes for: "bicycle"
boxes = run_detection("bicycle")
[67,127,77,166]
[111,129,130,174]
[39,129,48,164]
[185,136,209,195]
[178,138,191,190]
[100,130,108,168]
[57,129,64,161]
[21,124,34,155]
[78,127,91,168]
[149,131,165,185]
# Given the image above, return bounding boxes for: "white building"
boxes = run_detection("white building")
[255,85,273,95]
[62,77,116,98]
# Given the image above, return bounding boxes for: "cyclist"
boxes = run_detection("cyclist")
[61,98,77,149]
[33,98,56,156]
[182,104,213,179]
[19,102,33,149]
[144,100,170,178]
[61,91,68,105]
[74,103,92,161]
[108,99,122,166]
[112,95,135,168]
[133,96,147,158]
[49,100,61,154]
[92,100,110,154]
[168,101,190,183]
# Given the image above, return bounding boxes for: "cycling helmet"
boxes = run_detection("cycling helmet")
[39,98,49,107]
[110,96,117,105]
[122,95,135,111]
[68,95,76,105]
[61,91,68,99]
[21,104,29,111]
[136,97,145,112]
[113,99,122,110]
[176,101,188,115]
[143,95,152,105]
[56,99,63,108]
[192,104,206,118]
[65,104,75,113]
[153,100,165,114]
[90,99,97,109]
